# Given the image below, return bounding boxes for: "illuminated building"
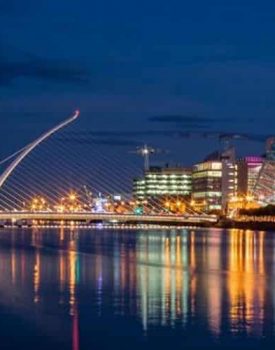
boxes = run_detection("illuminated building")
[221,147,238,210]
[192,148,238,213]
[192,160,223,212]
[93,195,108,213]
[237,156,263,196]
[133,166,192,201]
[254,137,275,204]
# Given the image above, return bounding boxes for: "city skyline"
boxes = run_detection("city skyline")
[0,109,273,216]
[1,2,275,349]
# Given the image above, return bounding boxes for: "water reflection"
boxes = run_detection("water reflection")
[0,227,274,349]
[136,231,190,330]
[227,230,266,336]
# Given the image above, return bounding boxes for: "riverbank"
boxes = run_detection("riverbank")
[0,218,275,231]
[214,219,275,231]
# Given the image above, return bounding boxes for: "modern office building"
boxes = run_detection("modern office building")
[220,147,238,210]
[192,148,238,213]
[192,160,223,212]
[133,166,192,201]
[237,156,263,196]
[254,138,275,204]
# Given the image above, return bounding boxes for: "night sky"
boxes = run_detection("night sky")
[1,0,275,166]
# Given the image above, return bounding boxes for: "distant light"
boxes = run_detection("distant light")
[69,192,77,201]
[134,207,143,215]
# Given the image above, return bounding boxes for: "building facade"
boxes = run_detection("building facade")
[192,161,223,212]
[237,156,263,196]
[220,148,238,210]
[192,148,238,213]
[133,166,192,201]
[254,138,275,204]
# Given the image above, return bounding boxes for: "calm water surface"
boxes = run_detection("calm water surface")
[0,227,274,349]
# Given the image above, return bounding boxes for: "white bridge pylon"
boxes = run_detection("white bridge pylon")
[0,110,80,189]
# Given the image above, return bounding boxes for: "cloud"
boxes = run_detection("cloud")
[148,114,256,131]
[149,114,238,123]
[64,130,181,138]
[148,114,215,130]
[0,44,90,86]
[56,129,272,147]
[58,136,141,147]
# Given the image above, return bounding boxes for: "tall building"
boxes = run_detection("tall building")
[192,148,238,213]
[192,160,223,212]
[254,138,275,204]
[237,156,263,196]
[133,166,192,201]
[220,147,238,210]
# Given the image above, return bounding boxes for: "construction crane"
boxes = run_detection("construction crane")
[130,144,168,171]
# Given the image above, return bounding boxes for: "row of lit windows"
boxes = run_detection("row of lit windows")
[135,188,191,191]
[194,162,222,172]
[193,191,222,198]
[133,183,145,187]
[146,174,190,179]
[134,181,191,188]
[192,170,222,178]
[209,204,222,210]
[146,190,190,194]
[135,189,191,193]
[134,179,191,185]
[145,180,191,185]
[146,183,191,187]
[134,184,191,189]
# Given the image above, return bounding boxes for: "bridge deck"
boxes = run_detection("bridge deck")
[0,211,217,224]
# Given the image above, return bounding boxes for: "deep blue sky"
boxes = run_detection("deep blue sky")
[1,0,275,165]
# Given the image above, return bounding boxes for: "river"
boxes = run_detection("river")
[0,227,274,349]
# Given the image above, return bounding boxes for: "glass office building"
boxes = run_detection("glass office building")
[192,161,223,212]
[254,138,275,204]
[133,166,192,200]
[237,156,263,196]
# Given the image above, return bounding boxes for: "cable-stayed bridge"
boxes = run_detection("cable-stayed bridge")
[0,212,217,225]
[0,111,217,226]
